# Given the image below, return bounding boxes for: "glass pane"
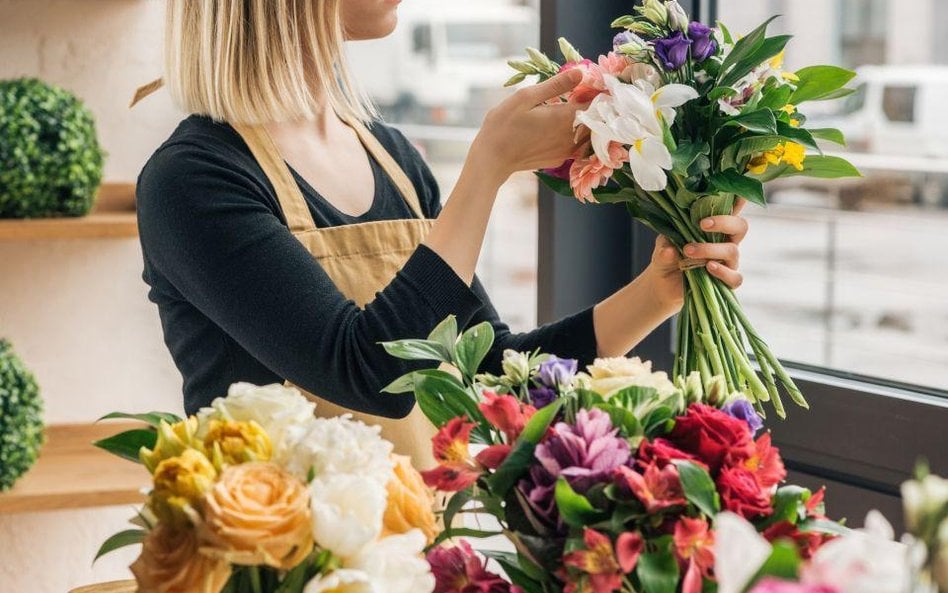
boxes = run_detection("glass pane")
[717,0,948,393]
[346,0,540,332]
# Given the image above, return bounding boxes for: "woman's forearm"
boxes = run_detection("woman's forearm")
[592,267,681,357]
[423,146,507,285]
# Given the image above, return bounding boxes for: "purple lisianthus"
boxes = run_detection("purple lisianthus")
[536,356,578,389]
[722,398,764,435]
[541,159,573,181]
[528,386,558,409]
[688,21,717,62]
[654,31,692,70]
[535,408,631,493]
[613,31,637,49]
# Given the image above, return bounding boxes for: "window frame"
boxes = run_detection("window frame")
[537,0,948,529]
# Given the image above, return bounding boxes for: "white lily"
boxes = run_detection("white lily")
[714,512,774,593]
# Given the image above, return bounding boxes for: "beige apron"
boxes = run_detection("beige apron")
[229,121,438,470]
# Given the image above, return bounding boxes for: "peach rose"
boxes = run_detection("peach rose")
[382,454,438,544]
[131,524,231,593]
[200,462,313,570]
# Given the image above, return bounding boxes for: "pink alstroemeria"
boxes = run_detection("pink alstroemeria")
[615,463,687,513]
[727,432,787,490]
[478,391,536,442]
[674,517,716,593]
[569,142,629,203]
[564,528,643,593]
[422,418,482,491]
[561,59,606,103]
[474,444,512,470]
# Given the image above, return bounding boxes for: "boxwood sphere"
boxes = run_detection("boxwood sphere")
[0,340,44,491]
[0,78,105,218]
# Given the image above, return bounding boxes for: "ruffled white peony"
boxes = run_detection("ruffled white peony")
[309,473,387,559]
[197,383,315,455]
[303,569,372,593]
[348,530,435,593]
[281,415,394,484]
[577,356,677,398]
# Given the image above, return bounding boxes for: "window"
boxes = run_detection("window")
[881,85,916,122]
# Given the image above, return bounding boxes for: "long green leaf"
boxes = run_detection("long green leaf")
[519,398,563,444]
[433,527,503,546]
[380,339,451,363]
[94,529,146,562]
[789,65,857,104]
[441,489,472,530]
[722,109,778,135]
[554,478,602,528]
[428,316,459,359]
[480,550,546,593]
[708,169,766,206]
[488,399,563,495]
[455,321,494,380]
[783,155,861,179]
[721,34,793,88]
[94,429,158,463]
[807,127,846,146]
[718,16,779,83]
[672,460,720,517]
[98,412,182,427]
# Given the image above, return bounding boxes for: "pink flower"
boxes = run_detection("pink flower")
[474,444,512,469]
[422,418,482,491]
[561,59,607,103]
[727,432,786,490]
[478,391,535,442]
[428,540,523,593]
[674,517,715,593]
[564,528,643,593]
[748,578,840,593]
[615,463,687,513]
[637,438,703,469]
[569,143,628,203]
[597,52,633,81]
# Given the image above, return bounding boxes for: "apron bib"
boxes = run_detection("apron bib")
[231,121,438,471]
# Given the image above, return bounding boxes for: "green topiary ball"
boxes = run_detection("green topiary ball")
[0,78,105,218]
[0,340,44,491]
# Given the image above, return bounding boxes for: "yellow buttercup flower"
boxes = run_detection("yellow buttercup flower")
[202,419,272,470]
[779,103,796,115]
[151,448,218,525]
[140,417,203,474]
[383,454,439,544]
[746,142,806,175]
[781,142,807,171]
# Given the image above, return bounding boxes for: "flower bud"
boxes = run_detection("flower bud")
[558,37,583,63]
[665,1,689,32]
[637,0,668,26]
[501,349,531,386]
[901,473,948,535]
[140,417,202,474]
[704,375,728,406]
[680,371,704,404]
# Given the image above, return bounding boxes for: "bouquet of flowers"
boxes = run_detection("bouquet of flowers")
[381,317,843,593]
[93,383,437,593]
[506,0,861,417]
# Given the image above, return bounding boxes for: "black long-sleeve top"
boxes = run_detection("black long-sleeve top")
[137,115,598,417]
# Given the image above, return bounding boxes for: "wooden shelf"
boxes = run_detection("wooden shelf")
[0,183,137,241]
[0,422,150,515]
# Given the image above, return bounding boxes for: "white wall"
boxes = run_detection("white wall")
[0,1,184,591]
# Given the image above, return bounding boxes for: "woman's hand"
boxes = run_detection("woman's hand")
[646,198,750,311]
[469,69,586,184]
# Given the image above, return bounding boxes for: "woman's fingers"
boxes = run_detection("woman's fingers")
[732,197,748,216]
[706,261,743,289]
[518,69,583,106]
[700,214,749,243]
[683,241,739,270]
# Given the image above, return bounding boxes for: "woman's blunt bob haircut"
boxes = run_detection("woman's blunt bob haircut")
[164,0,375,125]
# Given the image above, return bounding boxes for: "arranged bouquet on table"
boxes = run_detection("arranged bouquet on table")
[93,383,437,593]
[506,0,861,417]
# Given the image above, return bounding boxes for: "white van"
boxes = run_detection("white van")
[345,0,537,126]
[819,65,948,158]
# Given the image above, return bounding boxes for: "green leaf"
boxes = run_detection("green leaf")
[720,34,793,88]
[595,404,643,440]
[672,460,720,517]
[412,370,488,437]
[94,429,157,463]
[555,478,601,528]
[718,17,779,83]
[722,110,778,134]
[380,338,451,363]
[776,121,820,152]
[428,316,459,359]
[811,87,856,102]
[441,489,472,530]
[591,187,638,204]
[782,155,861,179]
[799,518,851,537]
[455,321,495,380]
[718,21,734,45]
[480,550,546,593]
[708,169,766,206]
[536,170,574,197]
[734,135,784,161]
[757,84,793,111]
[757,485,809,530]
[380,371,416,395]
[488,399,564,495]
[746,540,802,588]
[789,65,857,104]
[98,412,182,427]
[807,127,846,146]
[671,141,708,176]
[94,529,145,562]
[433,527,503,546]
[519,397,563,444]
[636,541,680,593]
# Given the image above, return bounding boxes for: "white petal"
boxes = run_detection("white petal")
[652,83,699,109]
[304,569,373,593]
[714,512,773,593]
[310,474,387,559]
[718,99,741,116]
[350,531,434,593]
[641,136,673,170]
[628,149,669,191]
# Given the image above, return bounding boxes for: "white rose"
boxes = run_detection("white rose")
[578,356,677,398]
[281,415,394,484]
[303,569,372,593]
[310,474,387,559]
[349,530,434,593]
[197,382,315,455]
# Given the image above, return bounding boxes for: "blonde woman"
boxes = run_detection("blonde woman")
[137,0,749,466]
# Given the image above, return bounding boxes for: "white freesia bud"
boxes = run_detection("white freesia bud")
[682,371,704,403]
[902,473,948,534]
[501,349,531,385]
[665,1,689,32]
[638,0,668,26]
[704,375,728,405]
[558,37,583,63]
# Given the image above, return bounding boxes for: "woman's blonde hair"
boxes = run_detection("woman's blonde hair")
[164,0,375,125]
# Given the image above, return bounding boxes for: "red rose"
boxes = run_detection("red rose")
[717,466,773,518]
[638,438,704,469]
[668,404,754,473]
[762,521,834,559]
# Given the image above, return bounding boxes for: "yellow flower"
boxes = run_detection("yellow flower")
[781,142,807,171]
[779,103,796,115]
[382,454,439,544]
[131,524,231,593]
[140,417,203,474]
[746,142,806,175]
[151,449,218,525]
[202,419,273,470]
[200,462,313,570]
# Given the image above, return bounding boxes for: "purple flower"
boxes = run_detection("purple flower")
[536,356,578,389]
[519,464,559,525]
[688,21,717,62]
[529,387,558,409]
[723,398,764,435]
[535,408,631,493]
[613,31,636,49]
[654,31,692,70]
[541,159,573,181]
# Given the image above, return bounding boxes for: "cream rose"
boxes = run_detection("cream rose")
[130,524,231,593]
[579,356,676,397]
[200,462,313,570]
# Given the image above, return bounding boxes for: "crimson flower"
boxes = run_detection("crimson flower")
[422,418,482,491]
[727,432,786,490]
[428,540,523,593]
[637,438,703,469]
[614,463,687,513]
[717,466,773,518]
[667,404,754,474]
[673,517,715,593]
[564,528,643,593]
[479,391,536,442]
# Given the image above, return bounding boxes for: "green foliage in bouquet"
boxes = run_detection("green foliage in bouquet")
[0,78,105,218]
[0,339,44,491]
